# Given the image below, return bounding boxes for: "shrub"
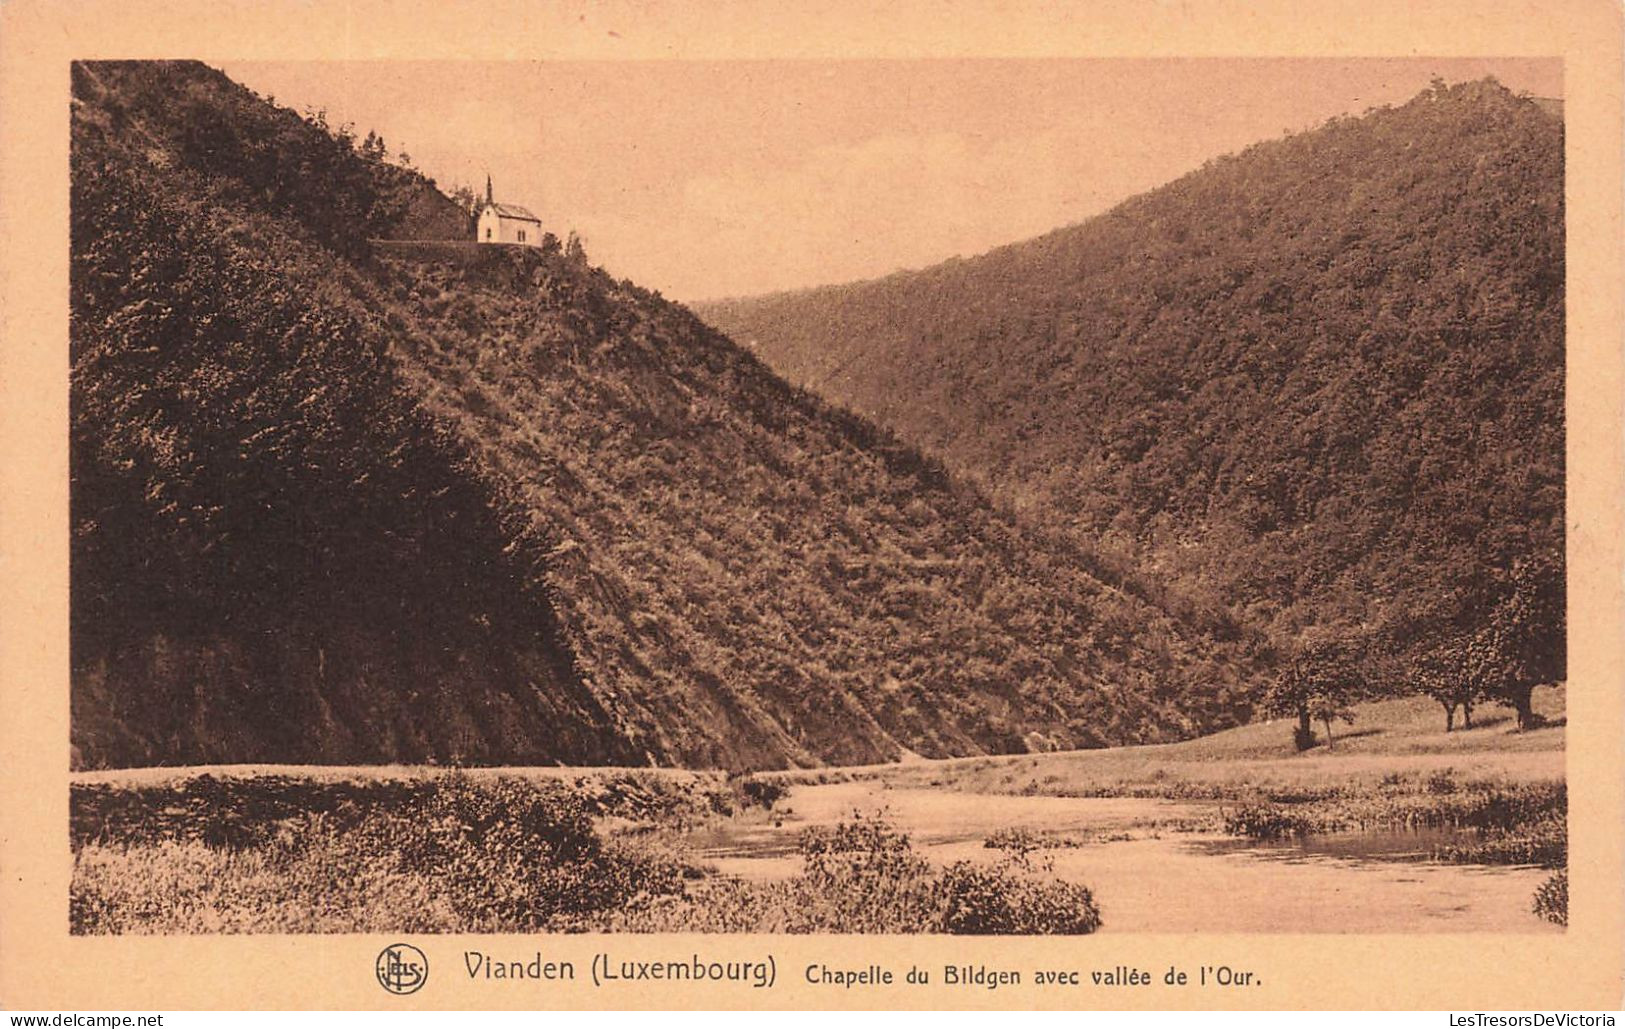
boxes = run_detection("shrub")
[1532,870,1567,926]
[735,775,787,810]
[1426,770,1459,795]
[791,811,945,932]
[1223,803,1319,839]
[938,856,1102,935]
[983,826,1045,855]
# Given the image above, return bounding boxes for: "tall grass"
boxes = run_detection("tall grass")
[1218,772,1568,925]
[73,777,1103,934]
[72,774,692,933]
[1219,777,1566,866]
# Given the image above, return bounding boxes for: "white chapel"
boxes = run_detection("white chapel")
[476,176,543,246]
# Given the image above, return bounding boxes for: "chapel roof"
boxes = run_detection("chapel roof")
[486,201,541,222]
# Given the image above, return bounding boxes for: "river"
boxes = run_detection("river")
[688,781,1561,933]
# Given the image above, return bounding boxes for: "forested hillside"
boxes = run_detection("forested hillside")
[70,61,1256,770]
[701,80,1565,671]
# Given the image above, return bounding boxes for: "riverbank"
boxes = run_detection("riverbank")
[70,690,1565,934]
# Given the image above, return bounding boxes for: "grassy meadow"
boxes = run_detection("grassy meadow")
[774,687,1566,795]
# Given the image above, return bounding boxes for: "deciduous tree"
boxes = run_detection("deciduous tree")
[1263,634,1366,750]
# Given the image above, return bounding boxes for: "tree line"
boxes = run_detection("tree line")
[1265,554,1563,748]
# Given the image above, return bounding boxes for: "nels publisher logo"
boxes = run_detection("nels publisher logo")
[376,943,428,995]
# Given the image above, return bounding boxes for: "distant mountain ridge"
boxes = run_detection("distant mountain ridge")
[70,61,1257,770]
[699,79,1564,656]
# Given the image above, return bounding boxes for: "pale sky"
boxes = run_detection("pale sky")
[219,59,1561,302]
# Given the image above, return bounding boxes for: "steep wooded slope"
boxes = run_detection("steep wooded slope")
[701,81,1564,650]
[71,61,1254,770]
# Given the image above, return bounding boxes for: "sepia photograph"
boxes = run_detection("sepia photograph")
[64,54,1569,937]
[3,0,1622,1014]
